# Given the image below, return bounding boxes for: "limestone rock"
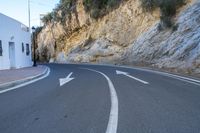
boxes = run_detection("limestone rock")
[37,0,200,76]
[126,1,200,74]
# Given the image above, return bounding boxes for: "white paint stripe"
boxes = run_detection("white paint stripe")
[59,72,74,86]
[0,65,48,87]
[101,64,200,86]
[172,74,200,83]
[160,73,200,84]
[130,68,200,86]
[67,72,73,79]
[77,64,200,86]
[53,63,200,86]
[59,78,74,86]
[80,68,118,133]
[125,74,149,84]
[116,70,149,84]
[170,76,200,86]
[0,67,50,94]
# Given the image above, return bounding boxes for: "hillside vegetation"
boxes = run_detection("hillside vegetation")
[42,0,186,27]
[42,0,123,24]
[141,0,186,28]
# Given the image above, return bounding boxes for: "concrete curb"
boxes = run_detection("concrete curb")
[0,65,49,90]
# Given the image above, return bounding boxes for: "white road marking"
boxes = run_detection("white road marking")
[129,68,200,86]
[171,74,200,83]
[173,77,200,86]
[0,66,48,87]
[59,72,74,86]
[0,67,50,94]
[116,70,149,84]
[80,68,118,133]
[80,64,200,86]
[158,72,200,86]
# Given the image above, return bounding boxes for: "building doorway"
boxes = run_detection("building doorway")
[9,42,16,69]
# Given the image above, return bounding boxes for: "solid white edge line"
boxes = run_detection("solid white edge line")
[159,72,200,83]
[80,68,118,133]
[0,67,50,94]
[170,76,200,86]
[131,67,200,86]
[83,63,200,86]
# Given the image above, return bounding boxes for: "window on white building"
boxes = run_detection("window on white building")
[0,40,2,56]
[22,43,24,53]
[26,43,30,56]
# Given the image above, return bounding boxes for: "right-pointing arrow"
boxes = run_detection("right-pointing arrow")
[116,70,149,84]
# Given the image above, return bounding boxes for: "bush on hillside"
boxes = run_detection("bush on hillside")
[140,0,157,11]
[41,12,53,24]
[42,0,124,25]
[35,26,43,35]
[42,0,76,25]
[141,0,186,28]
[83,0,122,19]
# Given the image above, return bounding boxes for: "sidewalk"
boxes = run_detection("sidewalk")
[0,65,48,89]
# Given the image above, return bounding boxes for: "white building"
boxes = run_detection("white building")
[0,13,32,70]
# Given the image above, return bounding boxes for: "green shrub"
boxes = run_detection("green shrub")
[141,0,157,11]
[41,12,53,25]
[42,0,123,25]
[160,16,173,28]
[140,0,186,28]
[159,0,176,17]
[90,8,100,19]
[107,0,119,8]
[83,0,122,19]
[35,26,43,35]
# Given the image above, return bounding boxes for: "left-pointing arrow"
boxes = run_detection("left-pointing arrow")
[59,72,75,86]
[116,70,149,84]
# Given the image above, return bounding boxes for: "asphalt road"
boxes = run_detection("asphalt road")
[0,63,200,133]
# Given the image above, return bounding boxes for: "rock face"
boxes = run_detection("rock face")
[37,0,200,76]
[126,1,200,75]
[37,0,160,62]
[63,38,126,64]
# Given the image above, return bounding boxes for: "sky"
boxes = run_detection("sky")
[0,0,59,27]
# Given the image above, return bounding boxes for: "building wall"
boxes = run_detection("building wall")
[0,13,32,70]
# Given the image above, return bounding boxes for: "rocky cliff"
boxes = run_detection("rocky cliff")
[37,0,200,76]
[37,0,160,62]
[125,0,200,76]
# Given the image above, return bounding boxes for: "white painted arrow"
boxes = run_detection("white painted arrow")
[59,72,75,86]
[116,70,149,84]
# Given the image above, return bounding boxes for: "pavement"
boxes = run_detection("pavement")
[0,63,200,133]
[0,65,48,89]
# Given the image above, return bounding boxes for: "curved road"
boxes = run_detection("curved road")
[0,63,200,133]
